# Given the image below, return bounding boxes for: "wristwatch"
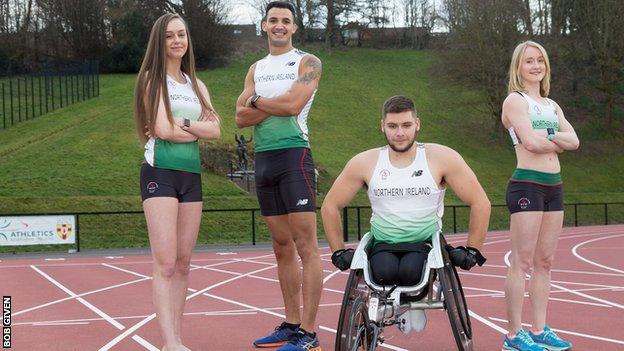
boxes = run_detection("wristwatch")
[546,127,555,141]
[183,118,191,129]
[250,94,261,108]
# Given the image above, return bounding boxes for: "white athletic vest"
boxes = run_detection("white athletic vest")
[144,73,202,173]
[253,48,316,152]
[367,144,446,244]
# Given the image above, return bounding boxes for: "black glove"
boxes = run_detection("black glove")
[445,245,486,271]
[331,248,354,271]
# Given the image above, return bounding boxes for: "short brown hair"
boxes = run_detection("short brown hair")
[382,95,416,119]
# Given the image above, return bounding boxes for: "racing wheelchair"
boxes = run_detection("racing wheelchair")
[335,231,472,351]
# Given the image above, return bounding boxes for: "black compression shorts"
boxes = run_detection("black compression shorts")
[506,180,563,214]
[140,163,202,203]
[369,242,431,286]
[254,147,317,216]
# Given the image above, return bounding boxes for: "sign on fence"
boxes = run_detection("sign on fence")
[0,215,76,246]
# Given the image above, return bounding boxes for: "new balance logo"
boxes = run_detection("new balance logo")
[286,61,296,66]
[411,170,423,177]
[296,199,309,206]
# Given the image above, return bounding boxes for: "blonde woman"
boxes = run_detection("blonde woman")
[134,13,220,351]
[501,41,579,351]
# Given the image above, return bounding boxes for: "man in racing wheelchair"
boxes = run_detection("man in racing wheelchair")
[321,95,491,350]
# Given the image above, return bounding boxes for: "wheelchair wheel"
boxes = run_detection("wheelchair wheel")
[439,260,473,351]
[335,269,376,351]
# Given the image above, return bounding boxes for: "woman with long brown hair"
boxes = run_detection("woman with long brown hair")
[134,13,220,351]
[501,41,578,351]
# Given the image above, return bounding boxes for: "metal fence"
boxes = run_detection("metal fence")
[0,61,99,129]
[1,202,622,252]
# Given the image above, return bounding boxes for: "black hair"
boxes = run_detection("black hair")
[265,1,296,22]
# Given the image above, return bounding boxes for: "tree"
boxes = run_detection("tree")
[568,0,624,130]
[37,0,109,61]
[402,0,436,48]
[439,0,526,130]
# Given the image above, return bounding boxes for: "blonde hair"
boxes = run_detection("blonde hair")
[507,41,551,97]
[133,13,214,144]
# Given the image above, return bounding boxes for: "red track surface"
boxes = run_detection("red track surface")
[1,224,623,350]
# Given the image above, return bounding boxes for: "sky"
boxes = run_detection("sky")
[226,0,434,27]
[228,0,261,25]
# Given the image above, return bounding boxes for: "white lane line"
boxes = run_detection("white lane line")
[13,276,149,316]
[98,264,277,351]
[190,264,350,295]
[484,263,624,277]
[0,252,278,269]
[31,265,158,350]
[469,311,508,334]
[478,230,624,253]
[572,233,624,274]
[31,265,126,330]
[503,251,624,310]
[488,317,624,346]
[430,282,509,336]
[15,303,345,327]
[547,296,612,308]
[466,286,618,306]
[132,335,160,351]
[461,264,624,289]
[323,269,343,284]
[202,292,408,351]
[15,259,239,318]
[34,321,90,326]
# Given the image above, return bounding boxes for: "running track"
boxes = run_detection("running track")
[1,224,623,350]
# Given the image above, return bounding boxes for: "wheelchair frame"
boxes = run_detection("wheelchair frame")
[335,231,473,351]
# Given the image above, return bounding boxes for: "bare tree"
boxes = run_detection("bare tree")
[37,0,109,61]
[439,0,526,130]
[180,0,233,68]
[568,0,624,130]
[402,0,435,48]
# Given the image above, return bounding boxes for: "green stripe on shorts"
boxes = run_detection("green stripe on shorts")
[511,168,562,185]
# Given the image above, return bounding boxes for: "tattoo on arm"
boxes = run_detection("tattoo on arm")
[297,56,322,85]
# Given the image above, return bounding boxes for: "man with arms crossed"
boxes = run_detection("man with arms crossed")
[235,2,322,351]
[322,96,491,297]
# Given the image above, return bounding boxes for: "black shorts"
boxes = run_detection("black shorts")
[369,242,431,286]
[254,147,317,216]
[506,180,564,214]
[140,163,202,203]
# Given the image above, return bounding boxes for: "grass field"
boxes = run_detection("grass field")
[1,48,622,252]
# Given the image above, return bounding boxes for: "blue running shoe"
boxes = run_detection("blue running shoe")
[277,329,321,351]
[502,329,545,351]
[253,322,300,348]
[529,325,572,350]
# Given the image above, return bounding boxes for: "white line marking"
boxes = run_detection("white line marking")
[31,265,158,350]
[547,296,612,308]
[323,269,343,283]
[98,264,277,350]
[31,265,126,330]
[503,251,624,310]
[33,321,90,326]
[459,270,624,289]
[572,233,624,274]
[469,311,508,334]
[484,263,624,277]
[202,292,409,351]
[14,276,150,316]
[132,335,160,351]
